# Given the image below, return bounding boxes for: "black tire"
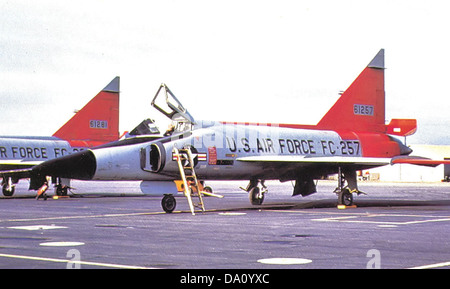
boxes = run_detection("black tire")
[249,187,264,205]
[161,194,176,213]
[2,183,14,197]
[55,185,68,196]
[338,188,353,206]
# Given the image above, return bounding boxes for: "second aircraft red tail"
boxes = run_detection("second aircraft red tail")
[52,77,120,147]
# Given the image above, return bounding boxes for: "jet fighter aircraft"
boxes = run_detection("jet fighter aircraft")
[0,77,120,197]
[26,50,450,213]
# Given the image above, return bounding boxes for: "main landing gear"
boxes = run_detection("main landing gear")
[243,168,365,207]
[334,167,365,206]
[242,179,267,206]
[1,177,16,197]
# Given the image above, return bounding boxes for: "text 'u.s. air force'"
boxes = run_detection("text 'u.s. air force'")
[225,137,360,156]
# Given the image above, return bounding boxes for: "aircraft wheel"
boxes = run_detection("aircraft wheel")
[2,183,14,197]
[338,188,353,206]
[161,194,176,213]
[55,185,68,196]
[249,187,264,205]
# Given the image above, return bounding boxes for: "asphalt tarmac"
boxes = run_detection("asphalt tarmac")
[0,180,449,269]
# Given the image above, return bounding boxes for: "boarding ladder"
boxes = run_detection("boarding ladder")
[173,147,206,215]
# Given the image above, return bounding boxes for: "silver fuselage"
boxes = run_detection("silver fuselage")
[91,121,365,181]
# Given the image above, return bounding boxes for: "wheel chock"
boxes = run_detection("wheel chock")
[52,195,70,200]
[337,204,357,210]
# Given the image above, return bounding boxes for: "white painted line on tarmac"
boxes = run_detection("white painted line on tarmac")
[218,212,247,216]
[257,258,312,265]
[3,211,165,223]
[7,225,68,230]
[312,217,407,225]
[264,209,370,216]
[248,208,450,227]
[408,261,450,269]
[39,242,85,247]
[311,214,450,226]
[0,253,157,269]
[402,218,450,225]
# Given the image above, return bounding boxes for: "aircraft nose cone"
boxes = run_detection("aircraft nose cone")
[32,150,97,180]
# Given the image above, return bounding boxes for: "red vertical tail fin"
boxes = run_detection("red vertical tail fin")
[316,49,386,133]
[53,77,120,147]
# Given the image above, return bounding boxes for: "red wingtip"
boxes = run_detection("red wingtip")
[53,77,120,147]
[392,157,450,167]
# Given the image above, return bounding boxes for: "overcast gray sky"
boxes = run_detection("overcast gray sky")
[0,0,449,144]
